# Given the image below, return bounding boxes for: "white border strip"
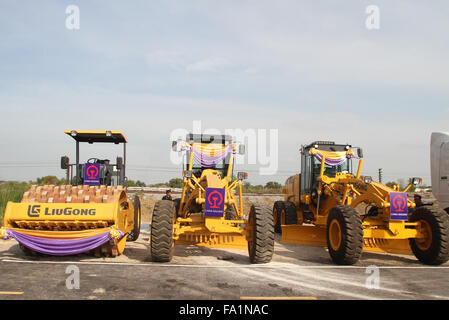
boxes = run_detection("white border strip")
[1,259,449,269]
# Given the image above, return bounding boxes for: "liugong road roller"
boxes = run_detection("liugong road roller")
[274,140,449,265]
[150,133,274,263]
[0,130,141,257]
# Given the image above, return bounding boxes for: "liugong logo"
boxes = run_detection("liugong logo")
[27,205,96,217]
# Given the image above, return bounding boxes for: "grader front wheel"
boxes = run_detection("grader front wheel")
[150,200,176,262]
[326,205,363,265]
[409,207,449,265]
[248,204,274,264]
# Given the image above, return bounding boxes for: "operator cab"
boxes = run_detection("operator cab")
[300,141,359,197]
[60,130,128,187]
[184,133,233,179]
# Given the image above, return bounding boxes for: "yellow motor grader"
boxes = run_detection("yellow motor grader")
[274,141,449,265]
[150,133,274,263]
[0,130,141,257]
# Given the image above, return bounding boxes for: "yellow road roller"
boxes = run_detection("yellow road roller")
[0,130,141,257]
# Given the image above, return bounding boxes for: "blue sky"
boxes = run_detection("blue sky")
[0,1,448,185]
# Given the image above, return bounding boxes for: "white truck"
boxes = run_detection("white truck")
[431,132,449,213]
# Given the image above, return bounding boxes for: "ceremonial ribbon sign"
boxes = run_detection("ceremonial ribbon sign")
[389,192,409,221]
[84,163,100,185]
[204,187,225,217]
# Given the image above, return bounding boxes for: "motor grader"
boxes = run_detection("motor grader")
[0,130,141,257]
[150,133,274,263]
[274,140,449,265]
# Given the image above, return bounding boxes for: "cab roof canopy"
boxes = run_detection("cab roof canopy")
[303,141,352,152]
[186,133,232,144]
[64,130,128,144]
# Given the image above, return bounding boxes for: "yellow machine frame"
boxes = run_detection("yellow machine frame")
[173,141,248,249]
[150,134,274,264]
[280,147,425,256]
[0,130,138,257]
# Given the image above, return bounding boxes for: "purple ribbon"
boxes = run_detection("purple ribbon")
[4,228,124,256]
[191,145,234,168]
[314,153,354,166]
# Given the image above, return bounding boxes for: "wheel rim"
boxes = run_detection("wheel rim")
[416,220,432,251]
[329,219,342,251]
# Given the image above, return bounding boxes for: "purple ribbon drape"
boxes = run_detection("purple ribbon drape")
[314,153,354,166]
[4,228,124,256]
[191,145,235,168]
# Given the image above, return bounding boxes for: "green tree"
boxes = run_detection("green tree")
[35,176,65,186]
[135,180,146,187]
[265,181,282,189]
[127,180,137,187]
[168,178,183,188]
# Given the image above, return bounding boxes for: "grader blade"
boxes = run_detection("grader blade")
[281,225,327,247]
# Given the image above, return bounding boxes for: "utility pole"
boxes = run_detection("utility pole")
[378,168,383,183]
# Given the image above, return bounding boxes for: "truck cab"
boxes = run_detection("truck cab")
[431,132,449,213]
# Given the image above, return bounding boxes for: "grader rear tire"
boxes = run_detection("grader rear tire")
[248,204,274,264]
[127,195,141,242]
[326,205,363,265]
[173,198,181,217]
[409,206,449,265]
[273,201,285,234]
[150,200,176,262]
[283,202,298,225]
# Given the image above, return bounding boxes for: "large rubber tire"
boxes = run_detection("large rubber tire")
[283,201,298,225]
[409,206,449,265]
[127,195,141,241]
[445,208,449,215]
[150,200,176,262]
[248,204,275,264]
[173,198,181,217]
[326,205,363,265]
[273,201,285,234]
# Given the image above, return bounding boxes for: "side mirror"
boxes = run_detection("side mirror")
[172,140,183,152]
[116,157,123,170]
[362,176,372,184]
[238,144,246,155]
[357,148,364,158]
[184,170,193,178]
[61,156,69,170]
[237,172,248,180]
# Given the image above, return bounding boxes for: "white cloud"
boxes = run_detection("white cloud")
[145,49,191,70]
[186,57,231,72]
